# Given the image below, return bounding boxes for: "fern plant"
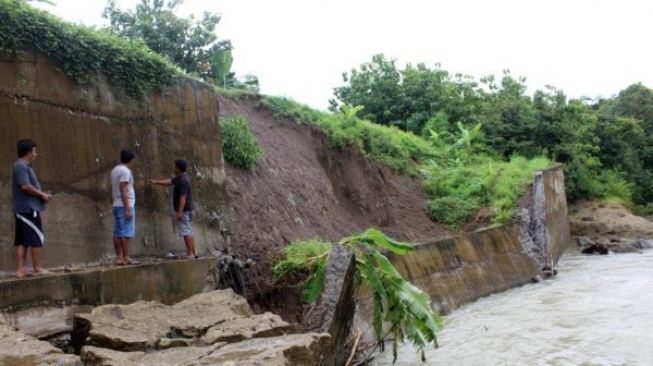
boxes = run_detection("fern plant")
[272,229,443,363]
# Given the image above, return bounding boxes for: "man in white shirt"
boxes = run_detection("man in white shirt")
[110,149,140,265]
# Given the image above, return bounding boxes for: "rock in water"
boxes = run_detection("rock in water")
[581,243,609,255]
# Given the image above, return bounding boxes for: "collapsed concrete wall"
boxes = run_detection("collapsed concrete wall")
[0,49,229,273]
[385,165,570,313]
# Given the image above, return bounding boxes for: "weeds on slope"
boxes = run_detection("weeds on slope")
[260,95,552,227]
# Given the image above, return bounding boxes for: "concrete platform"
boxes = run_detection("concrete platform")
[0,257,217,313]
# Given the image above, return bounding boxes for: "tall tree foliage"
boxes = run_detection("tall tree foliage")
[103,0,258,91]
[332,54,653,207]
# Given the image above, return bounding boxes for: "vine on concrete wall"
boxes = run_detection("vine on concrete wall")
[0,0,180,99]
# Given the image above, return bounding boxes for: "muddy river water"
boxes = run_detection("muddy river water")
[374,250,653,366]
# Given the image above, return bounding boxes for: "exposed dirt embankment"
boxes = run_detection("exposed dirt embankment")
[218,95,449,306]
[570,201,653,239]
[570,201,653,253]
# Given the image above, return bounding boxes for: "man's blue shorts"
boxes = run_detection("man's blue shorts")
[113,206,136,238]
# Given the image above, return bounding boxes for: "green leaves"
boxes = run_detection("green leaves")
[342,230,441,362]
[341,228,415,255]
[271,239,332,280]
[0,0,178,99]
[303,259,327,303]
[220,116,263,170]
[273,230,442,363]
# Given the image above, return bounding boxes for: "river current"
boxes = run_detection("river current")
[374,250,653,366]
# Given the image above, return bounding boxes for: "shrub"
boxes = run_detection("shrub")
[220,116,262,170]
[423,155,551,227]
[591,170,633,204]
[426,196,478,228]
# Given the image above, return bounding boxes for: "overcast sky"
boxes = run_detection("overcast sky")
[36,0,653,109]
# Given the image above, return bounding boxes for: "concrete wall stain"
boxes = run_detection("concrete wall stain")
[0,49,229,273]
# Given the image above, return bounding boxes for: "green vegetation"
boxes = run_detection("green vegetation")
[331,54,653,212]
[104,0,259,92]
[424,156,551,227]
[0,0,179,98]
[273,229,443,362]
[261,95,548,226]
[0,0,257,99]
[272,239,332,302]
[262,95,437,175]
[220,116,262,170]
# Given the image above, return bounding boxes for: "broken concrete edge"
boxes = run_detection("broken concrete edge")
[78,333,331,366]
[70,290,332,366]
[0,257,219,314]
[303,244,358,366]
[70,289,255,353]
[1,289,332,366]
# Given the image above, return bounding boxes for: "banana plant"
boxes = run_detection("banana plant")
[339,103,364,128]
[454,122,482,163]
[273,228,443,363]
[340,103,365,120]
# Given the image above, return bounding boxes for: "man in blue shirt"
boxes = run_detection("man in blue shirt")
[12,139,52,278]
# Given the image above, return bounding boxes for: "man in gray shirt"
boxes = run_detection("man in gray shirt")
[12,139,52,278]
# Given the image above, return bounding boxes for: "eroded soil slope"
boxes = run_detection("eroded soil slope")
[219,95,448,299]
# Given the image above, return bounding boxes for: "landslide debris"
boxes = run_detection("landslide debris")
[71,289,329,366]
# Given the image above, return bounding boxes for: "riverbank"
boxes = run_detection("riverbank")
[570,201,653,254]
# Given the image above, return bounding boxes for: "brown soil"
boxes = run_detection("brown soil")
[218,95,450,308]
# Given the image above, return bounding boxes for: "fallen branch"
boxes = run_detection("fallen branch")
[346,329,363,366]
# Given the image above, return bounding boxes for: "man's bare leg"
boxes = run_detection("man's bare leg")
[121,238,140,264]
[120,237,130,262]
[16,246,26,278]
[183,235,196,258]
[113,237,124,264]
[31,247,43,274]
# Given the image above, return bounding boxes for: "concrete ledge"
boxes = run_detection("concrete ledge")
[0,258,217,312]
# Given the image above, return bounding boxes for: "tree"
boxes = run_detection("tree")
[330,54,404,127]
[103,0,256,90]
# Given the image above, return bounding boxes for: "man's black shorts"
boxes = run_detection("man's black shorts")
[14,211,44,248]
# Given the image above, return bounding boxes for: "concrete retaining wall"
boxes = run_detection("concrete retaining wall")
[389,223,540,313]
[0,258,217,312]
[388,165,570,313]
[0,49,229,273]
